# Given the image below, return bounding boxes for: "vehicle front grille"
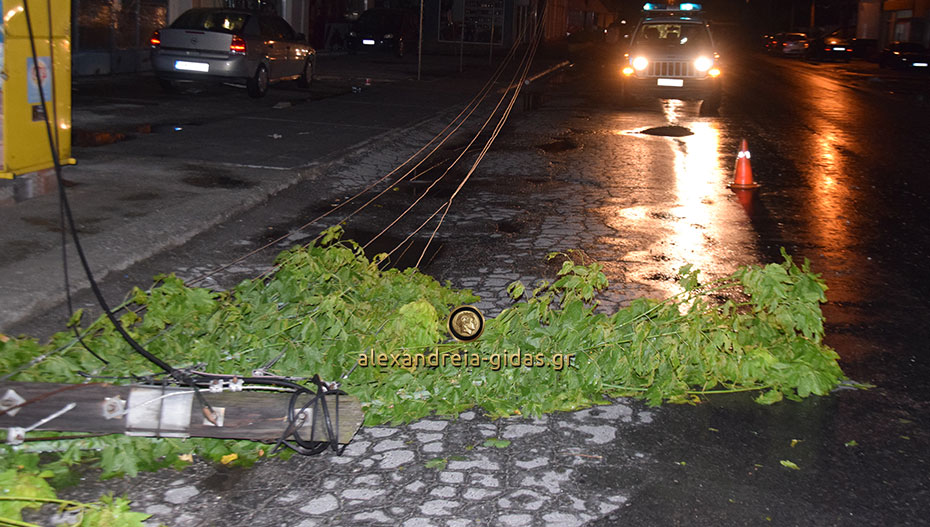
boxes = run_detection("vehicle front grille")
[647,61,696,78]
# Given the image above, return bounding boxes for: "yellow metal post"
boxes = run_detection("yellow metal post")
[0,0,76,180]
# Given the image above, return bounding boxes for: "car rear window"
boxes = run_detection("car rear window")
[785,34,806,41]
[171,10,251,34]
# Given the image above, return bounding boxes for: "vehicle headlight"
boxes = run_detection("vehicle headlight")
[384,33,394,39]
[349,31,356,37]
[694,56,713,72]
[632,56,649,71]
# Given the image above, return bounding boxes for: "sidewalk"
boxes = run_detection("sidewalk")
[0,50,567,333]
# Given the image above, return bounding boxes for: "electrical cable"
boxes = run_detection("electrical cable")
[184,39,524,289]
[417,17,547,267]
[20,0,218,422]
[362,31,538,253]
[184,17,534,292]
[378,10,548,264]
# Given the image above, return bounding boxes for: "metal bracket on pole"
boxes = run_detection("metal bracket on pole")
[0,389,26,416]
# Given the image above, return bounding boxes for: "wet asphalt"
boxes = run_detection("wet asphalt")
[4,41,930,525]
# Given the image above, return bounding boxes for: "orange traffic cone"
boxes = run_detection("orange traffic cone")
[729,139,760,190]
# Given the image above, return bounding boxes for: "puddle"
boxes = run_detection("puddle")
[640,125,694,137]
[150,123,203,134]
[536,138,580,153]
[72,130,128,147]
[2,240,41,263]
[21,215,104,234]
[119,191,161,201]
[182,174,254,189]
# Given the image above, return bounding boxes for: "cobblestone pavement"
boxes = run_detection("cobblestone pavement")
[53,61,765,526]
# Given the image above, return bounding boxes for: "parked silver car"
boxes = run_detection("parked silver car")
[150,9,315,98]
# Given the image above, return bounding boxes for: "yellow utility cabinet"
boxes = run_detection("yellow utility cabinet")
[1,0,76,179]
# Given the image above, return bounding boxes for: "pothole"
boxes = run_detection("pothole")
[640,125,693,137]
[645,272,675,281]
[648,211,682,220]
[536,138,580,153]
[496,220,523,234]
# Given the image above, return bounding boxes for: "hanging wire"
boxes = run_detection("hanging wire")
[19,0,219,423]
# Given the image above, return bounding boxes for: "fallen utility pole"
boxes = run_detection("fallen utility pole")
[1,382,362,445]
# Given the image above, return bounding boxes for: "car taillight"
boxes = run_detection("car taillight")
[150,30,161,47]
[230,35,247,54]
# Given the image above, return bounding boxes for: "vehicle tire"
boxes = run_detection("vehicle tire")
[157,77,176,93]
[297,59,313,89]
[247,64,269,98]
[396,38,405,58]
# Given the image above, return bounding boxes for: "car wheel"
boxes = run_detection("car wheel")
[700,91,721,115]
[297,60,313,89]
[247,64,269,98]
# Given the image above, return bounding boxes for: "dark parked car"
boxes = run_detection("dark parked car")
[346,8,419,57]
[879,41,930,71]
[806,28,854,62]
[767,32,808,56]
[150,8,315,98]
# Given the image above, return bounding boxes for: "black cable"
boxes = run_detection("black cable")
[20,0,216,419]
[188,372,346,454]
[59,198,108,366]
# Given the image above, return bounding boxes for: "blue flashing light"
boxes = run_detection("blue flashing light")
[643,2,702,11]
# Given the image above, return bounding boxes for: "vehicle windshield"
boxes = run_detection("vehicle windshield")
[171,10,250,34]
[785,33,806,41]
[635,23,709,48]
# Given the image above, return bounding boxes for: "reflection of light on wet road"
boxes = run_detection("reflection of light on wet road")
[595,101,759,301]
[803,82,855,268]
[668,121,724,281]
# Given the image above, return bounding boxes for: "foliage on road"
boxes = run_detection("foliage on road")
[0,228,844,509]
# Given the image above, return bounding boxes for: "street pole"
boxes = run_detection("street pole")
[418,0,424,81]
[459,7,465,73]
[0,381,363,443]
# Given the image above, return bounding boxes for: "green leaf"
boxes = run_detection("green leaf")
[482,438,511,449]
[425,458,448,470]
[779,460,800,470]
